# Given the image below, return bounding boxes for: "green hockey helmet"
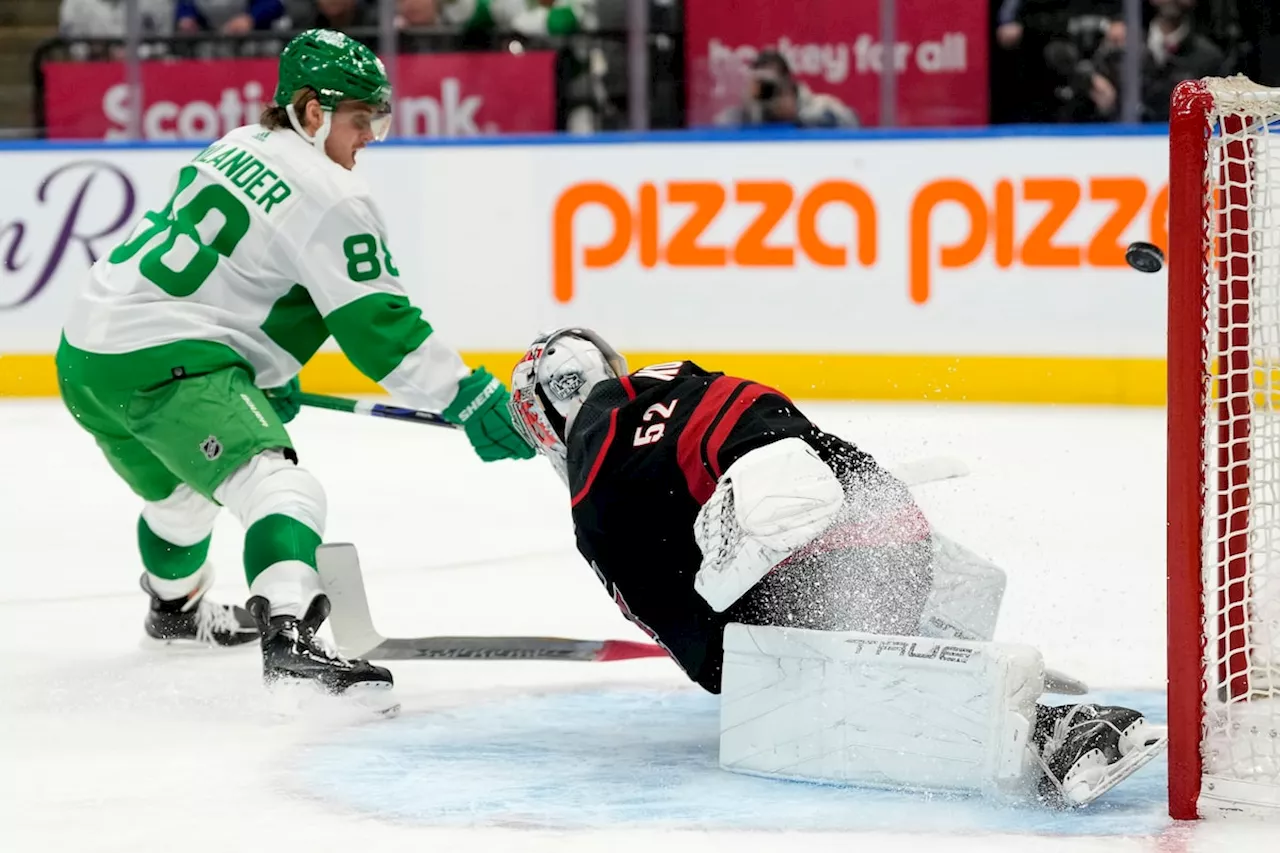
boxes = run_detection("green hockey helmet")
[275,29,393,143]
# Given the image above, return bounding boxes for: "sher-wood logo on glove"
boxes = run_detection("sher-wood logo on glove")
[456,377,500,422]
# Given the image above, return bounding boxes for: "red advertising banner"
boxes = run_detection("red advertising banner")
[42,51,557,140]
[686,0,988,128]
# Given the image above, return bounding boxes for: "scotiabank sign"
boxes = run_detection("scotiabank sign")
[686,0,988,127]
[551,172,1169,305]
[41,51,556,140]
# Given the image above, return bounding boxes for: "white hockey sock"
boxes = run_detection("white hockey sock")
[145,565,209,601]
[215,450,327,620]
[249,561,322,619]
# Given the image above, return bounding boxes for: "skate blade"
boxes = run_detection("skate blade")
[1118,719,1165,756]
[1063,729,1169,807]
[265,677,400,720]
[138,634,259,654]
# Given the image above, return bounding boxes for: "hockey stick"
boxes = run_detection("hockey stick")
[300,392,969,488]
[316,542,668,662]
[299,392,456,429]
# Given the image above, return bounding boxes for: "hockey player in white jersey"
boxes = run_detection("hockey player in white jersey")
[55,29,534,713]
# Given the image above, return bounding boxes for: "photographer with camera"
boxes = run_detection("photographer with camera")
[1042,10,1126,122]
[995,0,1125,122]
[1042,0,1228,123]
[716,50,858,130]
[1133,0,1229,121]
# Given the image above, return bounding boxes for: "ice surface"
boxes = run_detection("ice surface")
[1,399,1274,852]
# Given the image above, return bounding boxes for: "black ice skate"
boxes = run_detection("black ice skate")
[1032,703,1167,807]
[141,573,259,648]
[246,594,398,715]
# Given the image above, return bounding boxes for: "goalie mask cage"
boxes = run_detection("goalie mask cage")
[1168,76,1280,820]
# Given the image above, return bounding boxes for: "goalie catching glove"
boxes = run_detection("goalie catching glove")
[693,437,845,612]
[443,367,536,462]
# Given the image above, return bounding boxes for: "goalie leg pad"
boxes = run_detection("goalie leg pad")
[726,532,933,637]
[914,535,1088,696]
[694,438,844,612]
[719,623,1044,796]
[918,531,1008,642]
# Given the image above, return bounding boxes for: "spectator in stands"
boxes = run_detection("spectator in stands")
[1234,0,1278,85]
[296,0,378,30]
[995,0,1127,123]
[1242,0,1280,85]
[716,50,858,129]
[396,0,440,27]
[1133,0,1230,120]
[1051,0,1228,122]
[996,1,1127,54]
[175,0,287,33]
[439,0,593,36]
[59,0,174,37]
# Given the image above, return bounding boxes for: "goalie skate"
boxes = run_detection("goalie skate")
[1033,703,1168,807]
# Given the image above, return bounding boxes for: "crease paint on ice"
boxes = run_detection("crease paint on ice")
[291,687,1170,836]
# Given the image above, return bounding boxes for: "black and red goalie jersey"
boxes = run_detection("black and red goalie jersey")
[565,361,931,693]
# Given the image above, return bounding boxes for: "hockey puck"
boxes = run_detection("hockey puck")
[1125,241,1165,274]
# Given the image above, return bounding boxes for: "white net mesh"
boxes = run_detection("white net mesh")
[1200,77,1280,810]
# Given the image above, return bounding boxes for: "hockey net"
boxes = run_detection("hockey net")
[1168,76,1280,820]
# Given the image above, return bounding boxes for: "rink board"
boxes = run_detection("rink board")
[0,350,1166,404]
[0,128,1172,403]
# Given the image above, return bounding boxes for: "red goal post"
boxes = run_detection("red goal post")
[1168,75,1280,821]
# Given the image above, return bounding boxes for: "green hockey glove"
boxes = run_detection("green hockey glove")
[443,368,536,462]
[264,377,302,424]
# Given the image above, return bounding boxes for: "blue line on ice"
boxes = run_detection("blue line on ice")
[291,687,1170,835]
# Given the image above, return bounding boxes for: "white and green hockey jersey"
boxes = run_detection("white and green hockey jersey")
[58,124,470,413]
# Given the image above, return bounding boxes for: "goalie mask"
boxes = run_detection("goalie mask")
[509,328,628,482]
